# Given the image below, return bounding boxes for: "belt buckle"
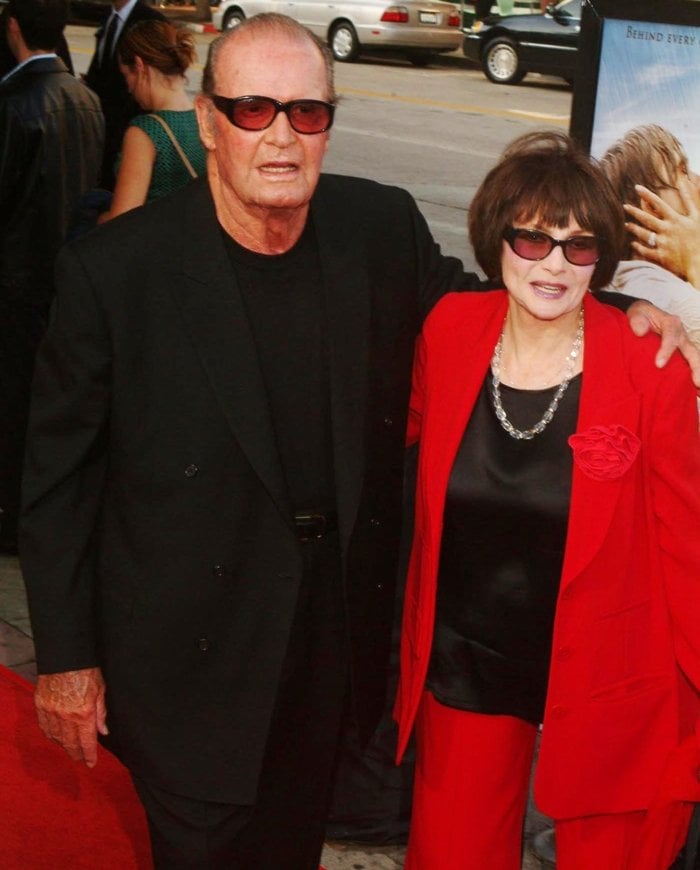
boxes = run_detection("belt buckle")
[294,512,327,542]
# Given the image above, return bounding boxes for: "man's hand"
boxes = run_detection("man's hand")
[34,667,108,768]
[627,300,700,390]
[624,180,700,288]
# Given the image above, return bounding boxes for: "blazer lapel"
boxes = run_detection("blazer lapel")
[560,296,642,585]
[312,189,370,549]
[168,182,293,527]
[421,294,507,543]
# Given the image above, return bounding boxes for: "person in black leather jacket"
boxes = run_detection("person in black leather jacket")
[0,0,104,552]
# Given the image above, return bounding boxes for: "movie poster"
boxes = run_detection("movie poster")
[589,17,700,166]
[569,0,700,351]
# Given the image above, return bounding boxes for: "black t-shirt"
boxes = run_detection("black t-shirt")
[222,219,334,514]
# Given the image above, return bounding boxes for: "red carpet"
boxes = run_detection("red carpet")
[0,665,152,868]
[0,665,328,869]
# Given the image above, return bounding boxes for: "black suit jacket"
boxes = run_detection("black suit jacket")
[85,0,165,188]
[20,175,479,802]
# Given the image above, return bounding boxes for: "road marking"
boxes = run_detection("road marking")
[69,42,566,124]
[338,86,569,125]
[509,109,568,121]
[334,125,503,158]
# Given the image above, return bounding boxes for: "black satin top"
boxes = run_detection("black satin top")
[426,371,581,724]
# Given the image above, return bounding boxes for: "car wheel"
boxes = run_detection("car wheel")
[223,8,245,29]
[483,37,525,84]
[407,52,435,68]
[330,22,359,62]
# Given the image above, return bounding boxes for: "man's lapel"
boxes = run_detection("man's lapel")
[168,181,293,528]
[312,188,370,550]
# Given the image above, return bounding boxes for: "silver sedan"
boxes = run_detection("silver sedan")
[211,0,463,66]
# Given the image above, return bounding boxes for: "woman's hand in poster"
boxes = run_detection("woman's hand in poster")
[625,178,700,290]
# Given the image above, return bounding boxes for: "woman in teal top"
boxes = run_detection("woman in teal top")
[126,110,206,202]
[99,21,206,222]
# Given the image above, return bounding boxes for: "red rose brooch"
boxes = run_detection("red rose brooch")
[568,424,641,481]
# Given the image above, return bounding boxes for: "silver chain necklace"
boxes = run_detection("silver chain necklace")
[490,308,584,441]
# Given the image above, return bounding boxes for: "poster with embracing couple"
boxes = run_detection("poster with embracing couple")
[570,0,700,349]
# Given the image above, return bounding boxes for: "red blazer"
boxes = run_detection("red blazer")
[395,291,700,819]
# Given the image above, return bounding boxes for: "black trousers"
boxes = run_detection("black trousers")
[133,532,348,870]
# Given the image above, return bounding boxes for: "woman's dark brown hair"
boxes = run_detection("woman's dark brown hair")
[468,131,625,291]
[118,20,196,78]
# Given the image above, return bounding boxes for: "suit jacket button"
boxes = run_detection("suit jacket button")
[383,416,394,429]
[184,464,199,477]
[197,637,210,652]
[376,582,384,591]
[555,646,573,661]
[551,704,568,719]
[212,564,225,577]
[369,517,381,527]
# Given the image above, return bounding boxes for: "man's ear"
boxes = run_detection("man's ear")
[195,94,216,151]
[6,15,19,36]
[6,15,22,55]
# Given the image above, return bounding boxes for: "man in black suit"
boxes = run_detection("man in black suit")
[22,17,469,868]
[84,0,163,189]
[20,12,697,870]
[0,0,103,553]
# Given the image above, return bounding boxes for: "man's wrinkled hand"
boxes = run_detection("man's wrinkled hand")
[627,300,700,390]
[34,667,108,768]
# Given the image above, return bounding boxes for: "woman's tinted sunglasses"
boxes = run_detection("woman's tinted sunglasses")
[503,227,602,267]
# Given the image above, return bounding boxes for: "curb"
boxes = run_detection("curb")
[434,51,479,70]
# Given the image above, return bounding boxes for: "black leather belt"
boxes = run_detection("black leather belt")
[293,511,338,542]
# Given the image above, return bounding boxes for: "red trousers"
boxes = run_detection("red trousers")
[405,692,688,870]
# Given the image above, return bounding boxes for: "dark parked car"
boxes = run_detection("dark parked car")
[462,0,581,85]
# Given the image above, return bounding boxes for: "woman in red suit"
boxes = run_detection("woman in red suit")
[394,131,700,870]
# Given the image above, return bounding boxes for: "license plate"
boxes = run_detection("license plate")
[419,11,438,23]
